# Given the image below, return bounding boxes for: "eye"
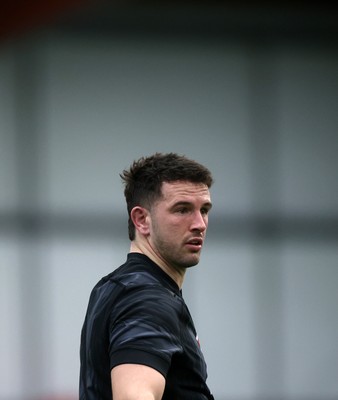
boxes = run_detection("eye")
[201,207,209,215]
[176,207,189,214]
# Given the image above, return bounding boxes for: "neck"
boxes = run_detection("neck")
[130,240,185,289]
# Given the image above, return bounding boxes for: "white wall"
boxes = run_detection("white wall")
[1,33,338,400]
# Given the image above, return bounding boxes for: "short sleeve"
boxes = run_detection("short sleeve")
[108,284,183,377]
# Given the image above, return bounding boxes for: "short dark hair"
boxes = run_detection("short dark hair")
[120,152,213,240]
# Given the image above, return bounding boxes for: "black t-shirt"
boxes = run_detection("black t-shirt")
[80,253,214,400]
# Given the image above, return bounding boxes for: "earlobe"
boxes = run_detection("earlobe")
[130,206,150,236]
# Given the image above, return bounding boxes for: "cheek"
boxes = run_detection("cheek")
[171,220,189,236]
[160,220,182,238]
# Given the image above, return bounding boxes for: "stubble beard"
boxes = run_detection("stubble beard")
[153,235,201,270]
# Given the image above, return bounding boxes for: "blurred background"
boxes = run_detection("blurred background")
[1,1,338,399]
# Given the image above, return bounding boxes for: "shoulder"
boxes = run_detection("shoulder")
[89,254,183,325]
[109,253,180,296]
[107,270,183,337]
[112,275,182,319]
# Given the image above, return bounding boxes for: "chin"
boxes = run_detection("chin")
[184,257,200,268]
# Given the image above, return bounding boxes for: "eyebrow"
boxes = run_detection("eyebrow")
[172,201,213,209]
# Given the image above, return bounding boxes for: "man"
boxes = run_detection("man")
[80,152,215,399]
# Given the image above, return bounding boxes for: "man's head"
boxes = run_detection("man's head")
[120,152,213,241]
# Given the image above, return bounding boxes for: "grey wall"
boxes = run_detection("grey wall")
[1,24,338,400]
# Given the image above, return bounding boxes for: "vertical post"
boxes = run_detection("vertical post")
[14,38,49,399]
[248,44,285,399]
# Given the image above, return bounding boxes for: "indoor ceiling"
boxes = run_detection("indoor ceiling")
[1,1,337,44]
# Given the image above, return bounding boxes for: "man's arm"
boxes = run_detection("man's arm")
[111,363,165,400]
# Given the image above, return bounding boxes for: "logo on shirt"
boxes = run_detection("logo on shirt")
[196,334,201,347]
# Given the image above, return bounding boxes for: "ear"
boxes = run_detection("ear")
[130,206,150,236]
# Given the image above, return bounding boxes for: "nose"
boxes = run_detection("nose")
[191,211,208,233]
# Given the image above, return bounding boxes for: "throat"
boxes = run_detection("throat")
[130,240,185,288]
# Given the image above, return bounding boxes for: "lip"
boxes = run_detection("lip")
[185,237,203,250]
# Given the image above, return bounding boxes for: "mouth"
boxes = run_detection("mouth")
[185,237,203,251]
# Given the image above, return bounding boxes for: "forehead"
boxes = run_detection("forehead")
[160,181,211,202]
